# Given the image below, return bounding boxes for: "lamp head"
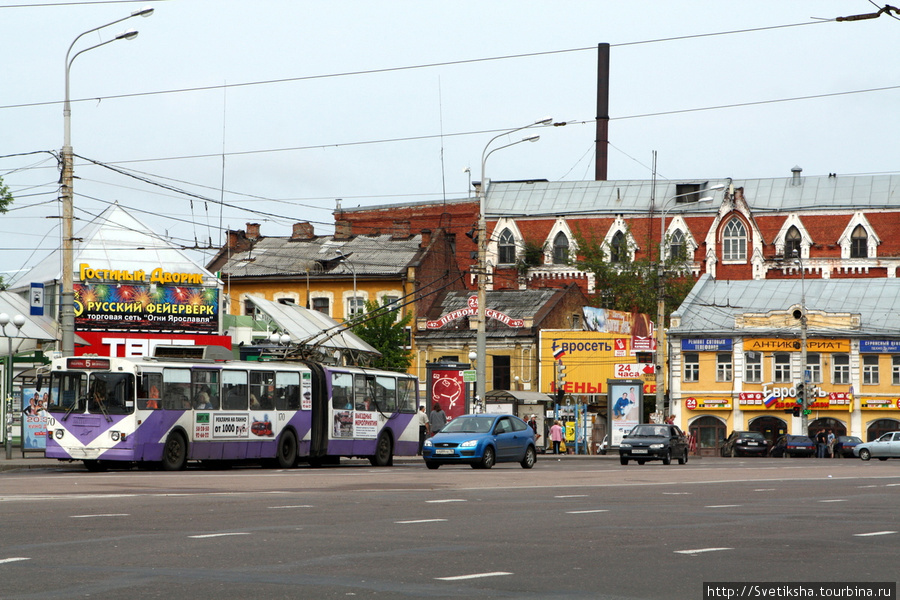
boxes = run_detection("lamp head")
[534,116,553,125]
[116,29,139,41]
[280,333,291,345]
[133,6,155,17]
[522,135,540,143]
[707,184,726,191]
[0,313,8,327]
[12,315,26,329]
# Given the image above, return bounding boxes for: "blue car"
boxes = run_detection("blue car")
[423,414,537,469]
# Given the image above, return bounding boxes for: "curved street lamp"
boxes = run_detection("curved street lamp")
[61,8,154,357]
[0,313,26,459]
[475,117,551,403]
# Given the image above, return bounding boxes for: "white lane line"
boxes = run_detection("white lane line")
[754,489,776,492]
[426,499,467,503]
[857,485,879,489]
[0,558,30,565]
[555,494,588,498]
[663,492,692,495]
[436,572,513,581]
[674,547,733,555]
[71,514,129,518]
[885,483,900,487]
[818,499,847,503]
[188,533,250,539]
[854,531,898,537]
[567,509,609,514]
[705,505,741,508]
[269,505,313,509]
[395,519,448,524]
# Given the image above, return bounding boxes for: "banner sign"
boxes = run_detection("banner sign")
[743,338,850,353]
[859,340,900,353]
[426,295,524,329]
[76,332,231,358]
[681,338,733,352]
[74,283,219,333]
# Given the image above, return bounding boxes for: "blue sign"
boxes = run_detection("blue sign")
[681,338,733,352]
[859,340,900,353]
[30,282,44,316]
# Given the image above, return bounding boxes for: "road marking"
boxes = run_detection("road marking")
[854,531,897,537]
[426,499,467,503]
[188,533,250,539]
[886,483,900,487]
[674,547,733,555]
[663,492,691,495]
[705,505,741,508]
[0,558,30,565]
[71,514,129,518]
[268,505,313,509]
[555,494,588,498]
[754,489,776,492]
[395,519,448,524]
[818,499,847,503]
[857,485,879,488]
[567,509,609,514]
[436,572,512,581]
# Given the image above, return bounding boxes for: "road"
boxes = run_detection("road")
[1,456,898,599]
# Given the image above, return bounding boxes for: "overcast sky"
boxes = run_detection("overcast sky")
[2,0,898,285]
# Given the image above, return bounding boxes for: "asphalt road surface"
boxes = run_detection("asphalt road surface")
[1,456,898,599]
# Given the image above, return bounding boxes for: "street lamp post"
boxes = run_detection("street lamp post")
[0,313,26,460]
[476,117,551,403]
[61,7,153,357]
[655,185,724,420]
[793,250,809,434]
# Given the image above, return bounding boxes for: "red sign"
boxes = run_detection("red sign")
[76,332,232,358]
[685,397,697,410]
[426,295,524,329]
[428,369,467,422]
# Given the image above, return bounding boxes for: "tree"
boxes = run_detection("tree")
[349,298,413,372]
[0,176,13,290]
[571,225,697,325]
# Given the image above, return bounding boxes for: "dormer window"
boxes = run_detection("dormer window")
[850,225,867,258]
[498,228,516,265]
[723,217,747,261]
[668,229,685,261]
[610,231,626,263]
[553,232,569,264]
[785,226,802,259]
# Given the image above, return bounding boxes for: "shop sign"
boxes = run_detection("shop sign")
[684,396,732,410]
[681,338,732,352]
[859,340,900,353]
[76,332,232,358]
[738,389,851,410]
[614,363,655,378]
[744,338,850,353]
[859,398,900,410]
[426,295,523,329]
[74,283,218,333]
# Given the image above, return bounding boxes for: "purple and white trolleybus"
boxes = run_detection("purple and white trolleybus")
[43,347,419,471]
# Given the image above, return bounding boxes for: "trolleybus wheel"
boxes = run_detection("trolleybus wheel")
[275,430,298,469]
[83,459,108,472]
[369,433,393,467]
[161,433,187,471]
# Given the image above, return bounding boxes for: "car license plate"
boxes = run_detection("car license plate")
[747,442,758,446]
[435,449,454,455]
[632,449,648,454]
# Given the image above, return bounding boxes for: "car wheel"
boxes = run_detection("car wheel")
[662,450,671,465]
[425,461,440,470]
[678,449,688,465]
[161,433,187,471]
[636,459,645,465]
[479,446,495,469]
[520,446,536,469]
[620,456,629,466]
[859,448,871,461]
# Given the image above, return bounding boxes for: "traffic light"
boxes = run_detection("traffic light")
[796,382,805,405]
[557,361,567,387]
[792,405,801,417]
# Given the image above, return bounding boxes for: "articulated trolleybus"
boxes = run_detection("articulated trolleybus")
[44,346,420,471]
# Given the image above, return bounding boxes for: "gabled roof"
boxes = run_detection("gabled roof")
[671,274,900,338]
[486,174,900,217]
[10,203,218,289]
[218,234,424,279]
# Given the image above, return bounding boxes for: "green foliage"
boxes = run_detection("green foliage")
[0,176,12,214]
[349,298,414,372]
[571,225,697,325]
[516,239,545,274]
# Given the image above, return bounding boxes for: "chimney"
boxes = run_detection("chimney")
[791,166,803,186]
[420,229,432,248]
[392,220,411,239]
[291,222,314,240]
[246,223,260,239]
[227,230,240,250]
[334,220,351,240]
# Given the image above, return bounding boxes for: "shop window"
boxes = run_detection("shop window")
[498,228,516,265]
[773,353,791,383]
[832,354,850,385]
[683,353,699,382]
[723,218,747,261]
[716,353,733,382]
[806,353,822,384]
[863,355,879,385]
[744,352,762,383]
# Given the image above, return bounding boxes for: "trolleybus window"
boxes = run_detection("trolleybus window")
[355,374,375,410]
[191,370,219,410]
[222,370,249,410]
[375,376,397,411]
[274,371,300,410]
[398,377,416,413]
[332,373,353,409]
[47,372,86,411]
[88,373,134,415]
[162,368,191,410]
[250,371,275,410]
[138,372,162,410]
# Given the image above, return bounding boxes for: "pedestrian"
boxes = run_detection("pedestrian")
[429,401,447,435]
[815,429,828,458]
[416,405,430,454]
[550,420,563,455]
[826,429,836,458]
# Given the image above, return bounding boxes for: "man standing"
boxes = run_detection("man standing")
[416,405,430,455]
[815,429,828,458]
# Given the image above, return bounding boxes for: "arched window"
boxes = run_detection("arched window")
[668,229,685,261]
[850,224,867,258]
[785,226,802,259]
[553,232,569,265]
[497,228,516,265]
[723,217,747,261]
[610,231,626,263]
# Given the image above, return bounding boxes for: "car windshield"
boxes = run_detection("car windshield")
[740,432,765,440]
[629,425,668,437]
[440,416,494,434]
[840,436,861,443]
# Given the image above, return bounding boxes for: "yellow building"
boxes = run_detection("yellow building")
[669,275,900,455]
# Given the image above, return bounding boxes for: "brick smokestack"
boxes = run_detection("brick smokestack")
[291,222,314,240]
[334,220,351,240]
[246,223,260,240]
[420,229,432,248]
[392,220,411,239]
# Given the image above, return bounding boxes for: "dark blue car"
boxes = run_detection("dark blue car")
[422,414,536,469]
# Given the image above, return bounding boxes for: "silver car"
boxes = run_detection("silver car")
[853,431,900,461]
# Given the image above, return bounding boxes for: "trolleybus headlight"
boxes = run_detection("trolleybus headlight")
[110,431,120,442]
[55,429,64,440]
